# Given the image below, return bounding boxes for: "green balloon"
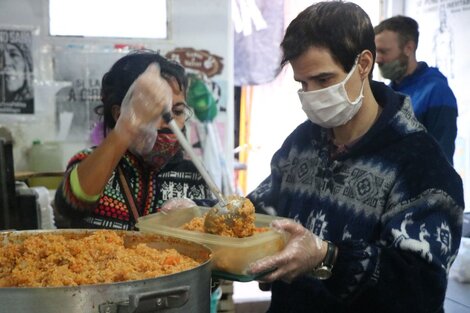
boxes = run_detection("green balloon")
[187,78,218,122]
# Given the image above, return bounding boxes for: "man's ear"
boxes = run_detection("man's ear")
[358,50,374,79]
[111,105,121,122]
[403,40,416,57]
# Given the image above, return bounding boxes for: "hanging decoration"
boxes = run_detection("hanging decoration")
[165,47,223,78]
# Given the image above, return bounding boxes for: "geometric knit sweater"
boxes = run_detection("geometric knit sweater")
[247,81,464,313]
[55,150,211,230]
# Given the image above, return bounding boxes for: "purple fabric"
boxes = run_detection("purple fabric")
[234,0,284,86]
[90,121,105,146]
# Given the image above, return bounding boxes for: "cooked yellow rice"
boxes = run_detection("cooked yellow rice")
[0,230,200,287]
[182,197,269,237]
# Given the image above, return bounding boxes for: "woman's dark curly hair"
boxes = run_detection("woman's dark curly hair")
[95,50,188,136]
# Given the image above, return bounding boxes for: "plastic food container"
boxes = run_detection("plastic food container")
[137,206,287,281]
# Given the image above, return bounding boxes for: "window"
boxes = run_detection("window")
[49,0,167,39]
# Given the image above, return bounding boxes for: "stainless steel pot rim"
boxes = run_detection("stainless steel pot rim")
[0,270,203,290]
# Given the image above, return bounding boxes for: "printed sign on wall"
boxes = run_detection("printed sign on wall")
[0,28,34,114]
[53,48,122,141]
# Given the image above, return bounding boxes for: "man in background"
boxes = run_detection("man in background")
[374,15,457,164]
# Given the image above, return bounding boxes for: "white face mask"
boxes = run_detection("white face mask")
[298,61,365,128]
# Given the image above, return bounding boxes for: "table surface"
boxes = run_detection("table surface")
[445,279,470,312]
[15,171,64,180]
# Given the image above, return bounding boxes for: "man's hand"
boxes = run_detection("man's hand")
[248,219,327,283]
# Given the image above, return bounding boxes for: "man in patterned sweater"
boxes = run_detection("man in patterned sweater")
[246,2,464,313]
[55,51,211,230]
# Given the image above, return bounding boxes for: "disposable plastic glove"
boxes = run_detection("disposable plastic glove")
[248,219,327,283]
[160,198,197,214]
[132,128,158,156]
[115,63,172,155]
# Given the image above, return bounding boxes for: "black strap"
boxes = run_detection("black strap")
[323,240,337,269]
[117,166,140,229]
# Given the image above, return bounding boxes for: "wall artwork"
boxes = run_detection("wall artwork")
[0,28,34,114]
[53,48,122,141]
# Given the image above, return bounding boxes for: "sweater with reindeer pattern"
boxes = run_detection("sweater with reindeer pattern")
[248,81,464,313]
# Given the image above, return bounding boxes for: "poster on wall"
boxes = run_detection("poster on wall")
[53,48,123,142]
[0,28,34,114]
[405,0,470,208]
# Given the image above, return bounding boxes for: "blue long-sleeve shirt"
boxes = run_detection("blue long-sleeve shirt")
[390,62,457,164]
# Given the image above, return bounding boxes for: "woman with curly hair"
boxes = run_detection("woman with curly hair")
[55,51,211,230]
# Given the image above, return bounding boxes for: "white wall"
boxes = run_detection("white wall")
[0,0,233,175]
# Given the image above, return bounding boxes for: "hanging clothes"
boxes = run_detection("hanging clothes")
[233,0,285,86]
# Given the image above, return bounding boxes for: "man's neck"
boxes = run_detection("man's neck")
[406,58,419,76]
[332,83,381,146]
[395,58,418,84]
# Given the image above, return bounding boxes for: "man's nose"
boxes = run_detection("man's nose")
[375,54,384,64]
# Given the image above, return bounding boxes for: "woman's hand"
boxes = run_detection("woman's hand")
[115,63,172,154]
[160,198,197,214]
[248,219,327,283]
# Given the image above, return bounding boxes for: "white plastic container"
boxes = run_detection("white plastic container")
[27,140,64,189]
[28,140,64,172]
[137,206,287,280]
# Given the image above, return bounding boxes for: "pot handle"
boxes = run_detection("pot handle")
[99,286,190,313]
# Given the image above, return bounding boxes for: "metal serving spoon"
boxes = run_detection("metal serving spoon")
[203,196,247,235]
[162,111,243,233]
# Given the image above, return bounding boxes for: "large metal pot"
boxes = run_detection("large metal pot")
[0,229,212,313]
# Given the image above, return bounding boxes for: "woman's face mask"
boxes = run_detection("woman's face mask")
[142,128,182,170]
[298,60,365,128]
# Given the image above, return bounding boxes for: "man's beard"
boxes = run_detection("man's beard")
[379,52,408,82]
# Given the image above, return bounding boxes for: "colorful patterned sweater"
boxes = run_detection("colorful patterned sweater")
[247,81,464,313]
[55,150,211,230]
